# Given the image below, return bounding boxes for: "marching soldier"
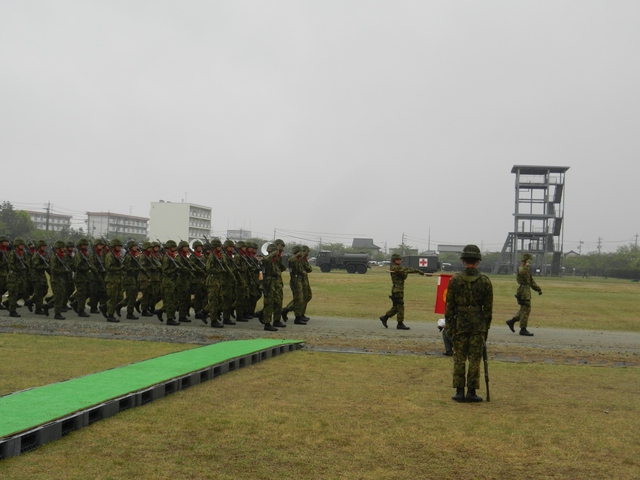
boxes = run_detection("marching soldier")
[88,239,107,314]
[49,240,70,320]
[379,253,431,330]
[189,240,208,319]
[260,243,281,331]
[6,238,29,317]
[300,245,313,320]
[103,239,124,322]
[0,235,10,309]
[221,240,239,325]
[72,238,94,317]
[246,242,262,317]
[176,240,195,322]
[159,240,181,326]
[63,241,76,311]
[121,240,143,320]
[201,237,226,328]
[30,239,50,316]
[507,252,542,336]
[233,241,252,321]
[138,242,160,317]
[282,245,304,325]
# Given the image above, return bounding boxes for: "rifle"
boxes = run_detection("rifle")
[124,246,151,278]
[89,241,107,273]
[156,238,182,270]
[202,235,226,272]
[483,339,490,402]
[75,242,96,273]
[8,238,28,271]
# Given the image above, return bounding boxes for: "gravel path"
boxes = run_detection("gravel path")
[1,309,638,367]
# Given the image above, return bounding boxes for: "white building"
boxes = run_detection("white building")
[148,201,212,243]
[86,212,149,239]
[25,210,72,233]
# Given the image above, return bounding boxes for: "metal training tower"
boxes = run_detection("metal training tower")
[493,165,570,275]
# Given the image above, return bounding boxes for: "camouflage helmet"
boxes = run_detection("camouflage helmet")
[274,238,285,247]
[110,238,123,247]
[210,238,222,248]
[178,240,189,249]
[391,253,402,261]
[151,241,160,248]
[142,241,151,250]
[291,245,302,254]
[192,240,203,248]
[165,240,177,249]
[236,240,246,248]
[0,235,8,242]
[36,239,47,248]
[13,238,25,246]
[54,240,66,249]
[266,243,277,253]
[94,238,106,246]
[126,240,137,249]
[203,243,212,250]
[66,241,75,248]
[460,244,482,261]
[223,239,235,248]
[521,253,533,262]
[77,238,89,246]
[301,245,310,253]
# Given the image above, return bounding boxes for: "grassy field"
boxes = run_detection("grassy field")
[1,271,639,478]
[0,335,638,479]
[294,267,640,332]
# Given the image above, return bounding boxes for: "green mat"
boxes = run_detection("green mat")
[0,339,300,438]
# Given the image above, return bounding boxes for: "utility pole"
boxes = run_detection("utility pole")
[597,237,602,254]
[44,201,51,231]
[401,232,406,256]
[578,240,583,255]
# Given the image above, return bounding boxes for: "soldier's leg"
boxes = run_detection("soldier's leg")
[466,334,483,390]
[519,303,531,329]
[452,334,469,388]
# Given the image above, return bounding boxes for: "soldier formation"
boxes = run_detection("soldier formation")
[0,235,313,332]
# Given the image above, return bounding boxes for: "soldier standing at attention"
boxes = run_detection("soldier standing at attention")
[506,252,542,336]
[445,245,493,403]
[379,253,431,330]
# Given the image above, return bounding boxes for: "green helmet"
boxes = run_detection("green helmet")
[291,245,302,254]
[110,239,123,247]
[142,241,151,250]
[203,243,212,250]
[54,240,66,249]
[391,253,402,261]
[36,239,47,248]
[460,244,482,261]
[151,241,160,248]
[223,240,235,248]
[126,240,137,249]
[0,236,8,242]
[266,243,277,253]
[13,238,25,246]
[521,253,533,262]
[301,245,310,253]
[78,238,89,246]
[178,240,189,249]
[236,240,246,248]
[165,240,177,249]
[94,238,106,246]
[210,238,222,247]
[274,238,285,247]
[66,241,75,248]
[192,240,203,248]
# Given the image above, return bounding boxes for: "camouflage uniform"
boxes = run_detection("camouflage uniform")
[88,240,107,313]
[176,241,194,321]
[30,240,50,315]
[261,243,282,328]
[49,241,71,319]
[300,245,313,318]
[104,239,124,321]
[221,241,239,324]
[189,241,208,315]
[246,242,262,317]
[138,242,161,315]
[445,245,493,402]
[64,242,76,308]
[284,246,305,322]
[160,240,181,325]
[122,241,143,319]
[204,239,226,327]
[7,239,29,316]
[381,253,425,329]
[73,239,94,317]
[508,253,542,335]
[0,236,11,307]
[232,241,252,321]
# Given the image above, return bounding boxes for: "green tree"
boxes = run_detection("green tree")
[0,202,35,238]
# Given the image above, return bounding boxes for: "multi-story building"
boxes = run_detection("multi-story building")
[86,212,149,240]
[148,201,212,243]
[25,210,73,233]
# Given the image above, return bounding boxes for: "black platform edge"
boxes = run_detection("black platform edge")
[0,341,304,460]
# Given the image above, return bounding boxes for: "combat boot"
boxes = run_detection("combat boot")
[264,323,278,332]
[294,316,307,325]
[78,311,90,318]
[179,317,191,322]
[256,310,264,324]
[154,309,164,322]
[466,388,483,402]
[519,328,534,336]
[107,316,119,323]
[167,318,180,326]
[99,304,107,319]
[54,313,65,320]
[9,311,21,318]
[397,322,410,330]
[506,318,517,333]
[25,299,34,312]
[210,319,224,328]
[281,308,290,322]
[126,313,139,320]
[273,320,286,328]
[452,388,465,402]
[379,315,389,328]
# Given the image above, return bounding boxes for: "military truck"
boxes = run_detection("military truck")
[316,251,370,274]
[402,255,440,273]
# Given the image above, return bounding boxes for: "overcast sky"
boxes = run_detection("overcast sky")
[2,1,639,253]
